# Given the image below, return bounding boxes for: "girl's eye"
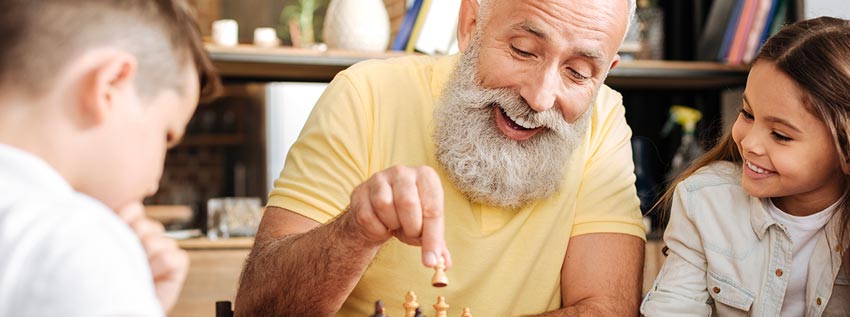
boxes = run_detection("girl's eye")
[510,45,534,58]
[772,132,792,142]
[739,108,754,120]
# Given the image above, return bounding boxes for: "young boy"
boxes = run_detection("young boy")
[0,0,219,315]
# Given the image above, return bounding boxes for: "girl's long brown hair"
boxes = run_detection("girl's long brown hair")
[654,17,850,262]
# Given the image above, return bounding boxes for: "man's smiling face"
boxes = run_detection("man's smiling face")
[433,0,628,208]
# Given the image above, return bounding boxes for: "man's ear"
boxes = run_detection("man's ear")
[78,51,137,125]
[609,54,621,71]
[457,0,480,52]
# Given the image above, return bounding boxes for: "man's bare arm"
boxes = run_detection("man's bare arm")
[234,166,450,316]
[234,206,381,316]
[531,233,645,317]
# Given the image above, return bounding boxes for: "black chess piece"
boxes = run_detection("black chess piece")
[371,300,387,317]
[414,307,426,317]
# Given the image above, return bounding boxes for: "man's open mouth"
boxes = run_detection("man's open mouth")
[499,107,542,131]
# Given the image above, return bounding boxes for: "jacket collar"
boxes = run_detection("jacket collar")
[749,195,775,240]
[750,193,844,271]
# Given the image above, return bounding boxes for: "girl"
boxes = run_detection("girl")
[641,17,850,316]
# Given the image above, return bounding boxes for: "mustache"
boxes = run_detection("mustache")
[455,84,569,138]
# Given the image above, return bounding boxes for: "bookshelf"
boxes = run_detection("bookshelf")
[208,44,750,88]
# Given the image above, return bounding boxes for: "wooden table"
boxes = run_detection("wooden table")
[167,237,666,316]
[170,237,254,317]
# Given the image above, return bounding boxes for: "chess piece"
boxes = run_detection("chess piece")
[460,307,472,317]
[403,291,420,317]
[433,296,449,317]
[431,256,448,287]
[371,300,387,317]
[414,307,426,317]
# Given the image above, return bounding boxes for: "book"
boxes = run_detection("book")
[759,0,788,45]
[411,0,462,55]
[405,0,432,52]
[391,0,425,51]
[718,0,746,61]
[697,0,739,61]
[727,0,759,64]
[742,0,777,63]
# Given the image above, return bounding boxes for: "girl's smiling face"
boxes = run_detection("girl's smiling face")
[733,61,846,215]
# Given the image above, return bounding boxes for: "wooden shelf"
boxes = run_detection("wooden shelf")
[208,44,408,82]
[208,44,749,89]
[607,60,749,89]
[179,133,246,146]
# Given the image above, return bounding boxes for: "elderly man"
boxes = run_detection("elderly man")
[235,0,645,315]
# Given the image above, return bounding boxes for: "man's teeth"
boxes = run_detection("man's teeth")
[506,111,542,129]
[746,160,770,174]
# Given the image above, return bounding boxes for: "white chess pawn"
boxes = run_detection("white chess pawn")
[433,296,449,317]
[403,291,419,317]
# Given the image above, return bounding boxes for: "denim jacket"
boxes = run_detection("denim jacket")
[641,161,850,316]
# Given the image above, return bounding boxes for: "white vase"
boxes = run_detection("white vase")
[323,0,390,52]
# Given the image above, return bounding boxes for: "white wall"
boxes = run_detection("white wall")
[264,82,328,194]
[805,0,850,19]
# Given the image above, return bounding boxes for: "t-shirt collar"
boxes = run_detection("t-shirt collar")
[0,143,72,194]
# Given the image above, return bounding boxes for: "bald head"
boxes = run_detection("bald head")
[476,0,635,41]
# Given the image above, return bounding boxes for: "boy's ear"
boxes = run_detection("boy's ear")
[457,0,480,52]
[78,51,137,125]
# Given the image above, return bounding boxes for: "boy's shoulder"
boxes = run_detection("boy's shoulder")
[0,192,161,316]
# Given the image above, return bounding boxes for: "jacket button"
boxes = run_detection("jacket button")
[713,287,721,294]
[775,269,784,277]
[817,297,822,305]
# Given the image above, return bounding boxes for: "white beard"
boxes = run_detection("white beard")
[433,35,592,209]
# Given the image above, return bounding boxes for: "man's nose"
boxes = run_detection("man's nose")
[520,64,561,113]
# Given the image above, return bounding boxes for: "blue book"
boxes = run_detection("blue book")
[718,0,746,61]
[391,0,424,51]
[759,0,786,46]
[697,0,738,61]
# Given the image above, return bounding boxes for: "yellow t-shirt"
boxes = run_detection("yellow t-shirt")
[268,54,645,316]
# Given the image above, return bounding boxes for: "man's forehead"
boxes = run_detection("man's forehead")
[491,1,628,55]
[509,21,606,61]
[487,0,629,30]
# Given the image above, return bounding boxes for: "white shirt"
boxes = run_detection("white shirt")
[0,144,163,316]
[765,199,837,317]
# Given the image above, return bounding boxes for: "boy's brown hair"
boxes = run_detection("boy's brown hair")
[0,0,220,100]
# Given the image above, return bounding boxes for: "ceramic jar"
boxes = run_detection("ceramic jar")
[323,0,390,52]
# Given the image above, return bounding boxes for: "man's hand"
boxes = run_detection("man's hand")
[347,166,452,269]
[117,203,189,313]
